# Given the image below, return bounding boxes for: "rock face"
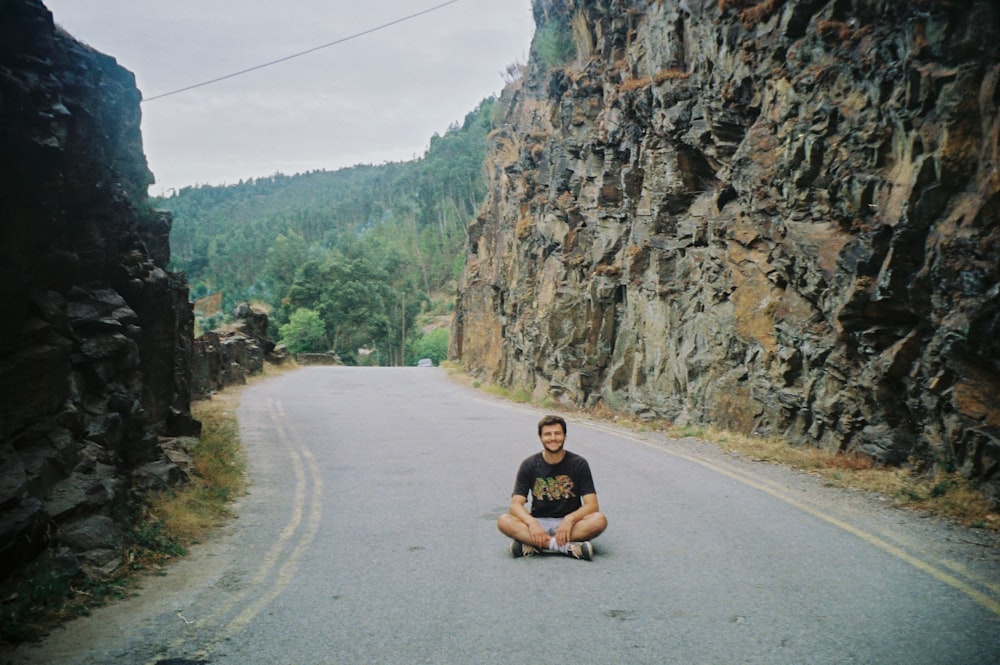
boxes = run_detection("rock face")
[0,0,197,580]
[453,0,1000,499]
[191,302,281,399]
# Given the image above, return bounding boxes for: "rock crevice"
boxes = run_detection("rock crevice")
[452,0,1000,499]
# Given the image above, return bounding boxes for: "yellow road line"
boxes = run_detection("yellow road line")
[221,402,325,638]
[580,420,1000,618]
[179,399,325,663]
[148,398,314,665]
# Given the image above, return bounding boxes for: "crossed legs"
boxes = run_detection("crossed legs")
[497,511,607,547]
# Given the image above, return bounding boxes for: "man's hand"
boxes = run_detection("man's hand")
[555,517,575,547]
[526,521,551,549]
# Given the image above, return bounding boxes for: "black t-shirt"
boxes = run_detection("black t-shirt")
[512,450,597,518]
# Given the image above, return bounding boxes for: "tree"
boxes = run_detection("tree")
[158,96,497,340]
[278,308,328,354]
[411,328,449,365]
[264,230,309,304]
[281,249,417,365]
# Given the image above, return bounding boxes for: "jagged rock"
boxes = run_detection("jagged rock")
[43,465,119,522]
[59,514,124,575]
[159,436,197,468]
[0,445,28,508]
[233,301,276,355]
[453,0,1000,500]
[132,459,189,493]
[0,0,197,582]
[295,352,343,366]
[0,498,51,576]
[59,514,121,552]
[167,408,202,438]
[190,302,275,399]
[271,344,290,363]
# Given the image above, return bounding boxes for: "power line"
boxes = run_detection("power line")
[143,0,467,103]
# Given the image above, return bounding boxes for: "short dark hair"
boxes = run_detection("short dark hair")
[537,414,567,436]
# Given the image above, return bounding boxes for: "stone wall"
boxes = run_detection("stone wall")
[0,0,197,581]
[191,303,281,399]
[452,0,1000,500]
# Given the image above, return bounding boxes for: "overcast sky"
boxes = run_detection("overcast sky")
[42,0,535,196]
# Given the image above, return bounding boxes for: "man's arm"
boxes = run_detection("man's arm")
[509,494,551,549]
[554,493,599,546]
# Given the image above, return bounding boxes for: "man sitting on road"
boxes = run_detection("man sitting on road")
[497,414,608,560]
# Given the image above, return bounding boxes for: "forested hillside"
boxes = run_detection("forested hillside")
[160,97,497,365]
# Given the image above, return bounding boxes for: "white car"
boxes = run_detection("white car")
[417,358,433,367]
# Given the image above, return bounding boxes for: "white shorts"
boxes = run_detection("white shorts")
[535,517,564,535]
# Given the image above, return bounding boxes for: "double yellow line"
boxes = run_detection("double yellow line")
[165,398,324,663]
[221,398,325,636]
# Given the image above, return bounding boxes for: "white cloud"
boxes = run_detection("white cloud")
[43,0,535,194]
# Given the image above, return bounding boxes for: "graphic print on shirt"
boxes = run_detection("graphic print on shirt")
[533,475,575,501]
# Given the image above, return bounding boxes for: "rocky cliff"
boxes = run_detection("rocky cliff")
[452,0,1000,499]
[0,0,197,581]
[191,302,282,399]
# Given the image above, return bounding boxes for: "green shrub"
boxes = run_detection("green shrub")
[278,308,328,354]
[129,517,186,560]
[413,328,449,365]
[534,21,576,69]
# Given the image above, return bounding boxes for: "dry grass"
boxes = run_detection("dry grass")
[666,424,999,530]
[192,291,223,318]
[147,393,246,544]
[138,361,299,559]
[620,76,652,92]
[652,68,692,84]
[515,215,534,241]
[717,0,783,29]
[484,382,532,404]
[0,360,298,644]
[739,0,782,28]
[445,369,999,530]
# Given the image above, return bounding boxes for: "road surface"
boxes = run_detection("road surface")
[7,366,1000,664]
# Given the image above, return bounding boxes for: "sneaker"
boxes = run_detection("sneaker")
[565,541,593,560]
[509,541,539,557]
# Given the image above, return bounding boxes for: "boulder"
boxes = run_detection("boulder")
[59,514,124,576]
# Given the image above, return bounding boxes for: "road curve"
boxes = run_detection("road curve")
[7,366,1000,664]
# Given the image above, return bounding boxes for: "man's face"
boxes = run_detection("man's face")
[539,423,566,454]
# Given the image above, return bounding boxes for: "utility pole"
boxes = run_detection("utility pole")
[400,291,406,366]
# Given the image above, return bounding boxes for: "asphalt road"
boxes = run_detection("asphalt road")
[8,366,1000,664]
